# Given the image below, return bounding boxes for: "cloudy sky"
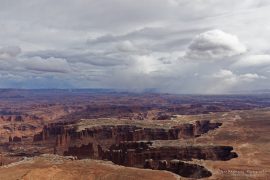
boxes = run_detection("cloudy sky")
[1,0,270,93]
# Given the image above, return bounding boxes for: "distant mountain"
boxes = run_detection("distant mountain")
[229,89,270,94]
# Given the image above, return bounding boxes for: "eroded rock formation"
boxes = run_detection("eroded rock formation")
[29,120,237,178]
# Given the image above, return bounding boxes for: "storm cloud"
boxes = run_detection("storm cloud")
[0,0,270,93]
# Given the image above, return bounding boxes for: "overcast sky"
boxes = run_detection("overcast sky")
[0,0,270,93]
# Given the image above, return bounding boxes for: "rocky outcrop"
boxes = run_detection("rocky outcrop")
[31,120,222,160]
[101,141,238,164]
[32,120,223,159]
[168,160,212,178]
[29,120,233,178]
[0,115,40,122]
[8,136,22,143]
[98,141,236,178]
[64,143,94,159]
[33,120,221,143]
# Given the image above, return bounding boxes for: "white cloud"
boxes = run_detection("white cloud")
[185,29,247,60]
[213,69,234,78]
[233,54,270,67]
[213,69,265,82]
[239,73,266,81]
[206,69,266,93]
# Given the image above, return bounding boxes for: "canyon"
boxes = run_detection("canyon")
[29,119,237,178]
[0,90,270,179]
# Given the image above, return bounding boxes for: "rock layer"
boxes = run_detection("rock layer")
[30,120,238,178]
